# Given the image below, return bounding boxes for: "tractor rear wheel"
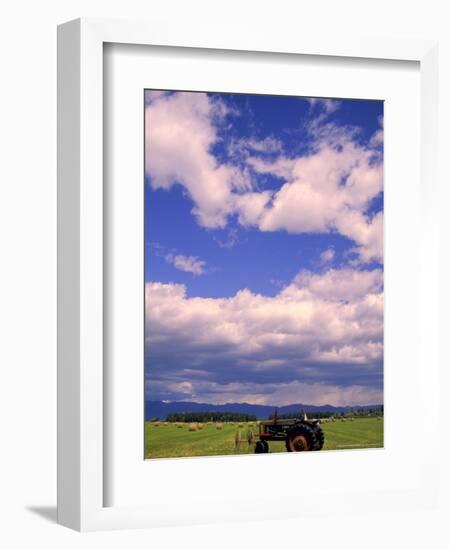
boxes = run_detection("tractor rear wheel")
[255,441,268,453]
[286,424,317,452]
[313,424,325,450]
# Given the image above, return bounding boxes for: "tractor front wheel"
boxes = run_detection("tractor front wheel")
[255,440,269,453]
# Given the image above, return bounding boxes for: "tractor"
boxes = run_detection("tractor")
[254,408,324,453]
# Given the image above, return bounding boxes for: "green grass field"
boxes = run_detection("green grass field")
[144,417,383,459]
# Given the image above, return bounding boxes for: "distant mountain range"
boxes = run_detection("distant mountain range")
[145,400,383,420]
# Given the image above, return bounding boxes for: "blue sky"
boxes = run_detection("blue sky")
[144,90,383,407]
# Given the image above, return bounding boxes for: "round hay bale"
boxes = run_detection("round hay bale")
[248,422,253,427]
[188,423,197,432]
[177,423,184,429]
[216,423,223,430]
[238,423,243,428]
[197,423,203,430]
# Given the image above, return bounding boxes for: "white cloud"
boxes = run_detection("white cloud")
[370,115,384,147]
[145,91,383,264]
[214,228,239,249]
[165,254,206,276]
[307,97,341,115]
[235,136,283,154]
[283,268,383,302]
[336,210,383,264]
[233,191,272,226]
[146,267,383,404]
[145,91,238,228]
[247,136,383,263]
[320,248,335,263]
[145,90,169,104]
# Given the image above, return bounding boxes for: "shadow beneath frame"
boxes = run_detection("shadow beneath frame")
[26,506,57,523]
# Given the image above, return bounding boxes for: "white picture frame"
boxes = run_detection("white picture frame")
[57,17,440,531]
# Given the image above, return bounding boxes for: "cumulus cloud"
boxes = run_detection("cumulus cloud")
[370,115,384,148]
[145,267,383,405]
[228,136,283,156]
[145,91,383,265]
[283,268,383,302]
[214,228,240,249]
[165,254,206,276]
[247,136,384,263]
[320,248,335,264]
[145,91,238,228]
[307,97,341,115]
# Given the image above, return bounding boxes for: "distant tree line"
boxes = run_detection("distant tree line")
[165,411,257,423]
[269,406,384,420]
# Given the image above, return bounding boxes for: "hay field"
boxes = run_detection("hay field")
[144,417,383,459]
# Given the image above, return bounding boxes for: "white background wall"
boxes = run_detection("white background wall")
[1,1,448,548]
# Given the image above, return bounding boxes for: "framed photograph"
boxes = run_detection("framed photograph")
[143,88,384,460]
[58,18,440,531]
